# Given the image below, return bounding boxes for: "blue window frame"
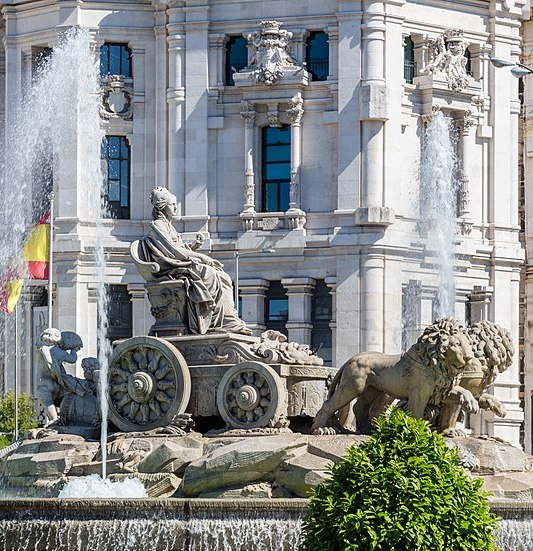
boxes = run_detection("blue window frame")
[100,43,132,78]
[404,36,415,83]
[225,36,248,86]
[265,281,288,336]
[101,136,130,219]
[306,31,329,81]
[261,125,291,212]
[311,280,332,366]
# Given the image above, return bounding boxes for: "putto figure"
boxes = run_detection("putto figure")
[36,328,94,426]
[133,187,250,335]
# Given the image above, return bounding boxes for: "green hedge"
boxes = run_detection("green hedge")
[300,408,498,551]
[0,390,37,448]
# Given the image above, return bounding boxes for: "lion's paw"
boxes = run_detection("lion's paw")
[479,395,507,418]
[459,392,479,414]
[442,428,467,438]
[312,426,338,435]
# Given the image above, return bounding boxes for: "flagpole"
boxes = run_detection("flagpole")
[48,193,55,329]
[14,304,19,441]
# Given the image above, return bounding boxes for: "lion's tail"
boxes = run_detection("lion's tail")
[327,363,345,399]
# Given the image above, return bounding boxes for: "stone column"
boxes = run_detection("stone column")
[286,93,304,211]
[282,277,315,344]
[325,26,338,80]
[359,0,388,221]
[361,252,385,351]
[21,47,32,94]
[240,101,256,213]
[183,9,209,230]
[458,111,476,233]
[239,279,269,336]
[336,5,362,212]
[129,42,146,221]
[154,7,168,188]
[468,286,492,323]
[325,277,337,363]
[166,16,185,214]
[128,284,147,337]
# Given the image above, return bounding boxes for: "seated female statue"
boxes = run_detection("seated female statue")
[142,187,251,335]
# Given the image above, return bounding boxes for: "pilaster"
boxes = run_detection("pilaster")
[282,277,316,344]
[239,278,269,336]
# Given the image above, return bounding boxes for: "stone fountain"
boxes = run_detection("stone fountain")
[1,183,533,548]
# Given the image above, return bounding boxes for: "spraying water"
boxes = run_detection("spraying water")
[0,27,111,479]
[419,111,459,318]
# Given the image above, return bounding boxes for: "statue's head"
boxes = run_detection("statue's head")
[150,187,177,220]
[81,357,98,380]
[59,331,83,352]
[39,327,61,347]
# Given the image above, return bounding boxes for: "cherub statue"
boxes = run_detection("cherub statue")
[36,328,93,426]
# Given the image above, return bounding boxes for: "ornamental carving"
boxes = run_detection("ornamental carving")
[101,75,132,119]
[421,29,470,92]
[245,20,301,85]
[175,330,323,367]
[286,92,304,125]
[240,100,256,126]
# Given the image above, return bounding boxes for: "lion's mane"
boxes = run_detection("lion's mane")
[413,317,470,405]
[468,320,514,387]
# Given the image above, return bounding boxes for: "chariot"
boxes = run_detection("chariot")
[107,332,333,433]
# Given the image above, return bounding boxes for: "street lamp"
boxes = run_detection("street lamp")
[234,248,276,309]
[490,57,533,77]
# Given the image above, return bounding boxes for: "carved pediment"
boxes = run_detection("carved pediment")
[234,20,308,87]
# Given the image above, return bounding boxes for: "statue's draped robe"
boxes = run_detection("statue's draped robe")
[142,217,247,334]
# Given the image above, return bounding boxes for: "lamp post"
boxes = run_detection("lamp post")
[490,57,533,77]
[234,249,275,311]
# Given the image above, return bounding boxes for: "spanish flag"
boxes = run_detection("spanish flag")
[24,211,50,280]
[0,266,24,315]
[0,212,50,314]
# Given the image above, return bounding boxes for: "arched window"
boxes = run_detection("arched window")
[225,36,248,86]
[261,125,291,212]
[100,43,132,78]
[101,136,130,219]
[306,31,329,81]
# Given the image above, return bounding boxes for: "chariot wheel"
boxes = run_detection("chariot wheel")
[107,336,191,432]
[216,361,286,429]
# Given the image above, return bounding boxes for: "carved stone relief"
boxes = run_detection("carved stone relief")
[101,75,133,119]
[421,29,471,92]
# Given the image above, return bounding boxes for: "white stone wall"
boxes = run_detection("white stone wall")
[0,0,525,445]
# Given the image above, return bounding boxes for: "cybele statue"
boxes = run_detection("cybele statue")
[131,186,250,336]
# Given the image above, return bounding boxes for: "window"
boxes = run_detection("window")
[101,136,130,219]
[311,280,332,366]
[265,281,288,336]
[106,285,132,342]
[100,43,132,78]
[306,31,329,82]
[465,48,473,76]
[225,36,248,86]
[403,36,415,84]
[262,125,291,212]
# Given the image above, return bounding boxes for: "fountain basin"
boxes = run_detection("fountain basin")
[0,498,531,550]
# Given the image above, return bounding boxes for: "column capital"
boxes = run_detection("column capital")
[282,277,316,294]
[240,100,256,127]
[127,283,146,300]
[239,278,269,295]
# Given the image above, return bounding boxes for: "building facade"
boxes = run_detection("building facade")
[0,0,526,445]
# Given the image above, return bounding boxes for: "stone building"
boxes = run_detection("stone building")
[0,0,526,445]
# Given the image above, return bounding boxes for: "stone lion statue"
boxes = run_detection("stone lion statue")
[435,320,514,437]
[311,318,478,435]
